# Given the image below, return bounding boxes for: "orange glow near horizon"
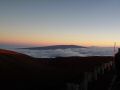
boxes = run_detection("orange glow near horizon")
[0,38,119,47]
[0,27,119,47]
[1,0,120,48]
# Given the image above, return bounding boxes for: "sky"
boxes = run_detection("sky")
[1,0,120,47]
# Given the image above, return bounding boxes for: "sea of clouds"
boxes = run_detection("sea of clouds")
[6,47,117,58]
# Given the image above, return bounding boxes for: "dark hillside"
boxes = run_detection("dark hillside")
[0,49,114,90]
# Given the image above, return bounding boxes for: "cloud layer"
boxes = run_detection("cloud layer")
[9,47,115,58]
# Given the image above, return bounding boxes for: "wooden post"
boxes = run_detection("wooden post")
[67,83,73,90]
[107,62,111,71]
[93,68,98,80]
[74,84,80,90]
[83,72,88,90]
[101,64,105,74]
[67,83,81,90]
[87,72,92,82]
[97,67,101,74]
[104,63,107,71]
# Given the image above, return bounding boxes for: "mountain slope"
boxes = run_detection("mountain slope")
[23,45,86,50]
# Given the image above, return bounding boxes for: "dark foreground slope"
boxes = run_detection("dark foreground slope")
[0,49,50,90]
[0,49,114,90]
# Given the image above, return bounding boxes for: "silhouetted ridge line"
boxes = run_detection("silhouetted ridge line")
[21,45,86,50]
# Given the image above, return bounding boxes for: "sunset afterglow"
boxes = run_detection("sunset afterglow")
[1,0,120,47]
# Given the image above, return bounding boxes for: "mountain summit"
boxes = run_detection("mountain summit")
[23,45,86,50]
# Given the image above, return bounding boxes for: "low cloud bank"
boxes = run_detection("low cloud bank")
[9,47,115,58]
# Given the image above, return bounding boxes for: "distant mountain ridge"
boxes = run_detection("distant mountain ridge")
[22,45,86,50]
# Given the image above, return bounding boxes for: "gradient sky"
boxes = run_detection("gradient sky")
[1,0,120,47]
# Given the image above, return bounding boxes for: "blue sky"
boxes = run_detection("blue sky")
[0,0,120,47]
